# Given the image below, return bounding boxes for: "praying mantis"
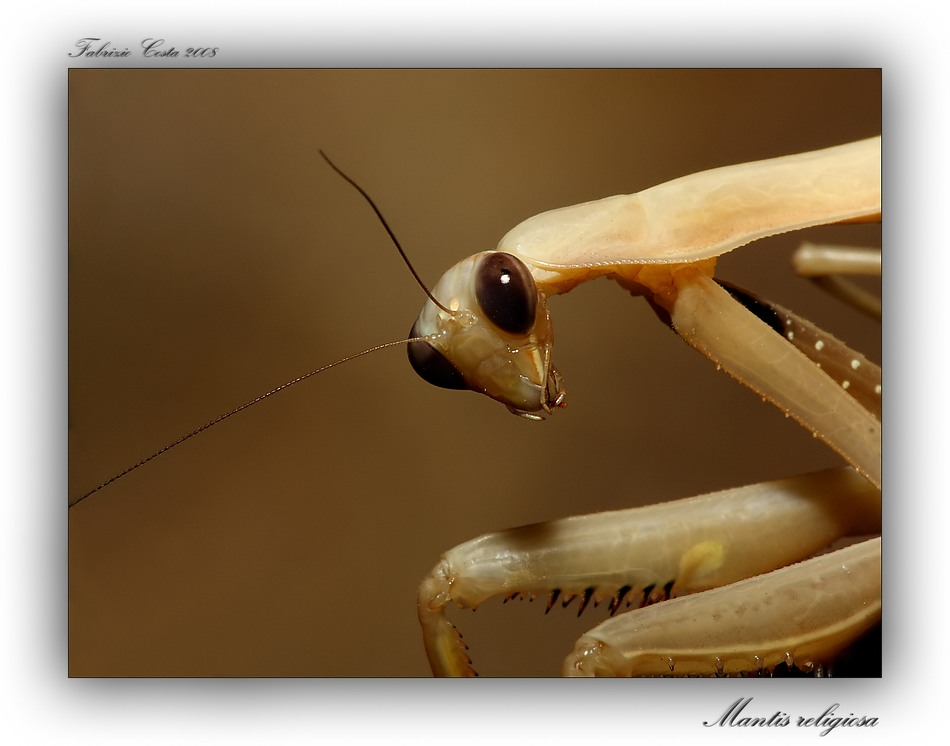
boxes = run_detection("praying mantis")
[68,70,881,677]
[411,136,881,676]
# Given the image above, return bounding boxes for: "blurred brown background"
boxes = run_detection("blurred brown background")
[68,69,881,677]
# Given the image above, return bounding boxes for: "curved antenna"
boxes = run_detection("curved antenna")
[73,155,446,507]
[69,337,427,508]
[319,150,454,315]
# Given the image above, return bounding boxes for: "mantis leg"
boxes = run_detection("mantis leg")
[793,242,882,319]
[562,536,881,677]
[667,270,881,488]
[418,467,880,676]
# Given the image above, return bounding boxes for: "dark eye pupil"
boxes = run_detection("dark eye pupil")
[475,253,537,335]
[407,321,469,390]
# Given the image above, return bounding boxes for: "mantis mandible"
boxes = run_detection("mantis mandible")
[409,136,881,676]
[70,136,881,677]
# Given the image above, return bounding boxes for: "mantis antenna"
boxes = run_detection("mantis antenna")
[70,154,444,508]
[319,151,454,315]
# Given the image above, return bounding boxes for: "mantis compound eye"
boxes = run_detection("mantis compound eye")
[407,319,469,390]
[405,251,562,415]
[474,252,538,335]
